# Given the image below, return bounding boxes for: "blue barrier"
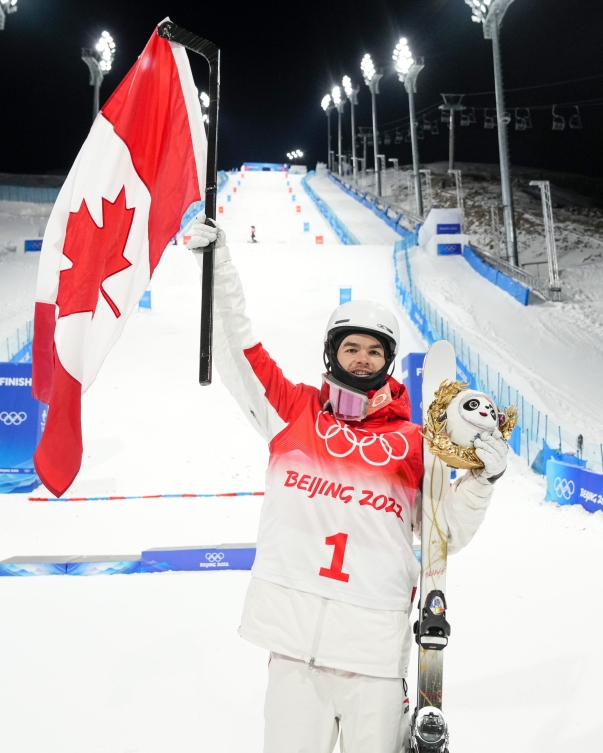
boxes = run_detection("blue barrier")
[0,362,46,494]
[0,544,423,576]
[243,162,287,171]
[0,185,61,203]
[463,245,529,306]
[301,172,360,245]
[401,352,426,425]
[139,289,151,309]
[545,460,603,513]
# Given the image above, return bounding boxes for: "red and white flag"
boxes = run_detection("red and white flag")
[32,27,207,496]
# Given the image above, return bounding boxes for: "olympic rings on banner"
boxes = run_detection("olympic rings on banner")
[0,411,27,426]
[205,552,225,563]
[554,477,575,501]
[315,411,409,467]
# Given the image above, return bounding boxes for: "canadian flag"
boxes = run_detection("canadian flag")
[32,27,207,497]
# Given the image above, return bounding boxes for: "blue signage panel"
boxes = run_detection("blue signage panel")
[24,239,43,252]
[437,243,462,255]
[401,352,426,426]
[0,362,46,493]
[139,289,151,309]
[545,460,603,513]
[436,224,461,234]
[141,544,257,573]
[339,286,352,305]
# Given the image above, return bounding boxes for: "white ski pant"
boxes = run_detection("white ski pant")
[264,653,410,753]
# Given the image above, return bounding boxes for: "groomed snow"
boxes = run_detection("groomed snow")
[0,171,601,753]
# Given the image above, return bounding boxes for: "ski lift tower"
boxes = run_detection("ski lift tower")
[529,181,562,301]
[321,95,334,172]
[465,0,518,266]
[81,31,116,121]
[439,94,464,172]
[0,0,18,30]
[361,54,383,197]
[393,37,425,218]
[342,76,360,183]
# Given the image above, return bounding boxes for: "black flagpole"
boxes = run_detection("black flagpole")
[157,20,220,386]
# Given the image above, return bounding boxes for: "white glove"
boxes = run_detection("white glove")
[186,214,226,252]
[473,429,508,483]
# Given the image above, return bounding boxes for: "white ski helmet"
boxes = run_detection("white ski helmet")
[324,300,400,356]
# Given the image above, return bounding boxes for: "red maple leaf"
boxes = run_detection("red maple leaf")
[57,186,136,319]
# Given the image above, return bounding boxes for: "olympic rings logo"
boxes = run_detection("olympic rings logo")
[554,477,575,500]
[315,411,409,467]
[0,411,27,426]
[205,552,224,563]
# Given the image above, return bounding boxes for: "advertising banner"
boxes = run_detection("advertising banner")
[141,543,257,573]
[0,362,46,493]
[401,352,426,426]
[545,459,603,513]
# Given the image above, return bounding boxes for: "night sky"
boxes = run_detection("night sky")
[1,0,602,178]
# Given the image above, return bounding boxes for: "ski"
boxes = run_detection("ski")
[411,339,456,753]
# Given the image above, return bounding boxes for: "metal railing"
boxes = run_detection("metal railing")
[1,320,33,362]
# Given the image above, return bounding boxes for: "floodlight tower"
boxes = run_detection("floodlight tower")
[361,54,383,196]
[321,95,334,171]
[332,86,346,176]
[465,0,518,266]
[342,75,360,182]
[81,31,116,121]
[0,0,18,30]
[393,37,424,217]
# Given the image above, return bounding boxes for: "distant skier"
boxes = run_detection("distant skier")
[250,225,257,243]
[187,216,508,753]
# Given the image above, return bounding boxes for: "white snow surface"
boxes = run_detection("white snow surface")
[306,172,401,245]
[0,171,602,753]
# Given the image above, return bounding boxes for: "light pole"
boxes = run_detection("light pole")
[465,0,518,266]
[0,0,18,30]
[342,75,360,183]
[393,37,424,217]
[81,30,116,121]
[286,150,304,165]
[321,95,334,171]
[332,86,346,176]
[361,54,383,197]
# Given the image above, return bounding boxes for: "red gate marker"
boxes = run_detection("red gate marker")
[296,205,301,213]
[316,235,324,244]
[218,206,224,214]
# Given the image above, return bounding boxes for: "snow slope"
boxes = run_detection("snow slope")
[306,172,401,245]
[0,171,601,753]
[312,174,603,445]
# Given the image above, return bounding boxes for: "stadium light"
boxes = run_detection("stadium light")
[0,0,18,31]
[393,37,425,217]
[322,94,335,171]
[360,54,384,196]
[464,0,518,265]
[81,31,116,121]
[343,75,360,183]
[199,90,210,124]
[332,86,347,177]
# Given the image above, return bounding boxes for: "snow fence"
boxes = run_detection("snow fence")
[394,238,603,477]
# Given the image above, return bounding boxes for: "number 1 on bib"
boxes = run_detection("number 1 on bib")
[411,340,456,753]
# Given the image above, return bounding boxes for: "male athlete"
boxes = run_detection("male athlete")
[188,217,507,753]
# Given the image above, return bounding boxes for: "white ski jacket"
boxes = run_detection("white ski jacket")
[209,245,494,679]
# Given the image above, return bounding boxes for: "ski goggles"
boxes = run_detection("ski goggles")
[322,373,369,422]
